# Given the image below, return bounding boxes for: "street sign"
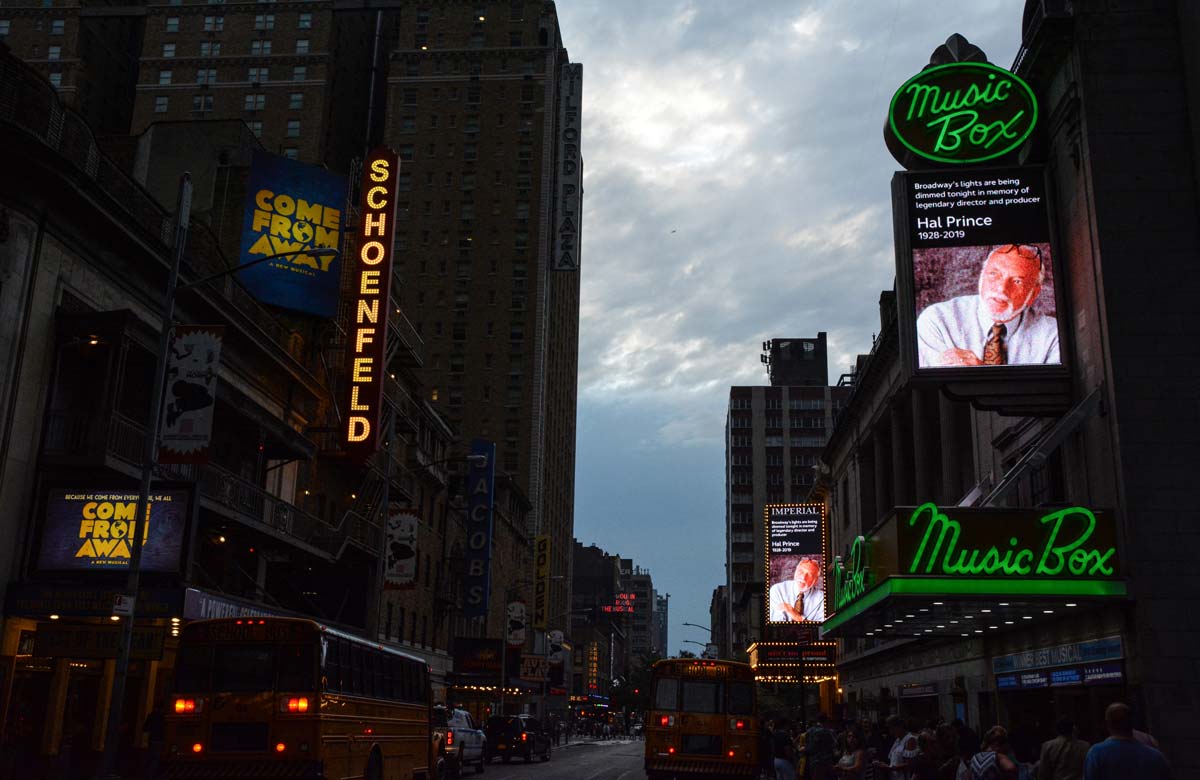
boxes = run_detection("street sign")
[112,594,135,617]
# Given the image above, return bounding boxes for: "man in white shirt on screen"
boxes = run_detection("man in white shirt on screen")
[916,243,1060,368]
[769,557,825,622]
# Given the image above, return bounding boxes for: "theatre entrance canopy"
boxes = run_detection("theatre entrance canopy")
[821,503,1127,639]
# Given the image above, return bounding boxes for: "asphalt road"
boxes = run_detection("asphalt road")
[469,738,645,780]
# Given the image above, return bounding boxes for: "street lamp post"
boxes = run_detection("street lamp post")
[96,172,339,779]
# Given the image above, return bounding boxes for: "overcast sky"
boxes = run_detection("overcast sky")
[557,0,1026,657]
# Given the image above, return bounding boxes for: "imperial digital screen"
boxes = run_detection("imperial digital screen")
[900,166,1063,372]
[765,504,827,625]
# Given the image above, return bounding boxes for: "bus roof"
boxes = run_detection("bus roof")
[180,617,430,668]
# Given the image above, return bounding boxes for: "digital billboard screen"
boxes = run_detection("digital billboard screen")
[765,504,827,624]
[37,490,188,572]
[238,151,346,318]
[897,166,1063,372]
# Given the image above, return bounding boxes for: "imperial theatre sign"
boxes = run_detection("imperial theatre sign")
[823,504,1125,637]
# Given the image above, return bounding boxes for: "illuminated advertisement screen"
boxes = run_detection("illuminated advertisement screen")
[238,151,347,317]
[897,166,1063,372]
[765,504,827,624]
[37,490,188,572]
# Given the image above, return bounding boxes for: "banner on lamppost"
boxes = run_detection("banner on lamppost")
[506,600,527,647]
[158,326,223,464]
[384,510,419,590]
[532,534,551,630]
[462,439,495,618]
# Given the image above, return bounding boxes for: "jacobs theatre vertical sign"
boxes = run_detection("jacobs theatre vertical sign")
[345,148,399,460]
[463,439,496,618]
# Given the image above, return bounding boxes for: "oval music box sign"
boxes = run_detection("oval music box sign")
[887,61,1038,165]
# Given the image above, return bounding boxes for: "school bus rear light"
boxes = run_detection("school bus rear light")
[275,742,286,753]
[174,698,202,714]
[191,743,203,754]
[660,715,674,727]
[280,696,310,713]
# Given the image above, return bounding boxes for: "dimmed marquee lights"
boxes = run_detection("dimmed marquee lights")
[344,147,400,461]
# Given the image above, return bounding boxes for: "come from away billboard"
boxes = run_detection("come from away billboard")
[37,490,189,572]
[238,151,346,317]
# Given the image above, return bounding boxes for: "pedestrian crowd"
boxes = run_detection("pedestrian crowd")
[760,702,1172,780]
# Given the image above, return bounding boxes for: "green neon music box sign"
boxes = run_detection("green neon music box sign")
[828,503,1121,615]
[888,62,1038,165]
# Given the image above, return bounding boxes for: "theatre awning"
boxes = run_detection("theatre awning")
[821,503,1128,639]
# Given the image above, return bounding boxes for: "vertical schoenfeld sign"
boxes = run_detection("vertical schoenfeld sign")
[462,439,496,618]
[344,147,399,461]
[553,63,582,271]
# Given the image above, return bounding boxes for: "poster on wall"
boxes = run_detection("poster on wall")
[383,510,419,590]
[158,325,223,464]
[765,504,827,624]
[238,151,347,317]
[896,166,1063,372]
[506,600,527,647]
[37,490,188,572]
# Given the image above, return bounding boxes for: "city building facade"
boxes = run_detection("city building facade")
[724,335,849,659]
[816,2,1200,772]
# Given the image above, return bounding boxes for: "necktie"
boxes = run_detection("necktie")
[983,323,1007,365]
[794,593,804,620]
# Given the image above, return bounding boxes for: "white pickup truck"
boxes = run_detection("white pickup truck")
[434,706,486,776]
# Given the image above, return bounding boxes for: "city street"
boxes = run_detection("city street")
[476,739,644,780]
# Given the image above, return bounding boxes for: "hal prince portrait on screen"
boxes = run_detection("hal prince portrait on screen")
[916,243,1060,368]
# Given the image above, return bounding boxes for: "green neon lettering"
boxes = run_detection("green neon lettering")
[833,536,871,611]
[906,504,1116,579]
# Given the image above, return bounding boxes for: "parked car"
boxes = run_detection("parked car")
[433,706,486,776]
[484,715,552,763]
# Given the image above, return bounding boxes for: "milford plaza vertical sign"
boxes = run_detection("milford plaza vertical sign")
[463,439,496,619]
[344,147,400,460]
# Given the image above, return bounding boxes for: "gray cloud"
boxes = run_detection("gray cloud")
[558,0,1023,653]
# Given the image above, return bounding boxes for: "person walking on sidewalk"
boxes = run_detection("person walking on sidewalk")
[1037,717,1088,780]
[1084,703,1172,780]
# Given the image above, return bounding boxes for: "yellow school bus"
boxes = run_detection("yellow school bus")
[644,658,760,779]
[163,617,432,779]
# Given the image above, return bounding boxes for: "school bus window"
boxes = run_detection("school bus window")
[215,647,274,692]
[349,643,363,694]
[653,677,678,710]
[729,681,754,715]
[175,645,212,691]
[681,680,721,713]
[322,638,339,691]
[278,645,314,690]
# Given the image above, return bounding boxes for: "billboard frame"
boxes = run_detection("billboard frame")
[763,502,829,627]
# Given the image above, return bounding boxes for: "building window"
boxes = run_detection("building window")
[192,94,213,113]
[248,66,268,83]
[286,119,300,137]
[199,42,221,56]
[246,120,263,137]
[196,68,216,84]
[48,72,62,87]
[47,46,61,60]
[0,21,10,38]
[283,147,299,160]
[288,92,303,109]
[398,145,414,161]
[250,40,271,55]
[162,43,176,57]
[154,96,169,112]
[509,31,522,47]
[463,144,477,161]
[295,38,309,54]
[203,15,223,31]
[244,93,265,110]
[158,69,173,85]
[403,88,417,105]
[50,18,64,35]
[292,65,306,81]
[298,12,312,29]
[254,13,274,30]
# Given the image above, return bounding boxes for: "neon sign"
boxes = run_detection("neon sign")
[906,504,1117,577]
[344,147,399,460]
[832,536,871,611]
[888,62,1038,165]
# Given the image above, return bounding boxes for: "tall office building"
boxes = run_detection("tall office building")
[653,592,669,657]
[724,334,849,658]
[619,559,655,661]
[383,1,581,634]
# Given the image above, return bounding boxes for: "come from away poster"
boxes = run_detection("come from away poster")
[238,151,347,317]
